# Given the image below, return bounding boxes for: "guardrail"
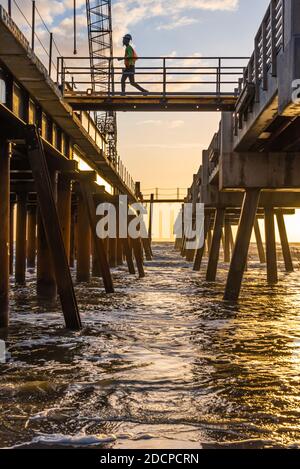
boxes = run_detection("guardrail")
[57,56,250,97]
[241,0,284,95]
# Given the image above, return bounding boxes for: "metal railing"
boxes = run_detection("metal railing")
[57,56,250,97]
[142,188,187,201]
[241,0,284,92]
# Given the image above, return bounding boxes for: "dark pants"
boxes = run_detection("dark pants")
[121,66,147,93]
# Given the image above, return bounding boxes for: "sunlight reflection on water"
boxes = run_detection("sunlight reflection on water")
[0,243,300,449]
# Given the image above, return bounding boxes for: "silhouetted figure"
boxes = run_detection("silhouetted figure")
[120,34,148,95]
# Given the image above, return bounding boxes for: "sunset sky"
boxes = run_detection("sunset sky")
[3,0,300,241]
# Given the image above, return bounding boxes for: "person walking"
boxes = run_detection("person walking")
[120,34,148,95]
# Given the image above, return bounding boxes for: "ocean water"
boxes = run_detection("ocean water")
[0,243,300,449]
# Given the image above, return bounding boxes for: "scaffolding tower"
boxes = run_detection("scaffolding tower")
[86,0,117,165]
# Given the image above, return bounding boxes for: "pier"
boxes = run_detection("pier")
[0,0,300,330]
[1,0,300,453]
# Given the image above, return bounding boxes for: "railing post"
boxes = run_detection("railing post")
[270,0,277,77]
[8,0,11,16]
[31,1,36,51]
[48,32,53,78]
[163,58,167,97]
[111,58,115,96]
[262,18,268,90]
[216,58,221,97]
[254,34,260,102]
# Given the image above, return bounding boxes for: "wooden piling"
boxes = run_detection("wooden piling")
[77,193,91,282]
[9,201,15,275]
[132,237,145,278]
[0,139,10,328]
[70,203,76,268]
[109,238,117,268]
[254,218,266,263]
[265,207,278,285]
[27,205,37,269]
[26,125,81,330]
[92,238,101,277]
[37,209,57,299]
[206,208,225,282]
[15,193,27,285]
[79,181,114,293]
[224,220,231,263]
[123,237,136,274]
[224,190,260,301]
[57,175,72,262]
[276,210,293,273]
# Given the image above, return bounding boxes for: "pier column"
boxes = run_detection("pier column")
[206,208,225,282]
[224,190,260,301]
[9,201,15,275]
[276,210,293,273]
[0,139,10,328]
[36,170,57,299]
[27,205,37,269]
[15,193,27,285]
[132,237,145,278]
[265,208,278,285]
[109,238,117,268]
[193,213,211,271]
[70,203,77,268]
[57,175,72,262]
[76,194,91,282]
[254,218,266,264]
[207,228,212,254]
[224,220,231,263]
[123,237,136,274]
[92,238,101,277]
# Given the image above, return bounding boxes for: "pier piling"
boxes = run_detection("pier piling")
[265,208,278,285]
[224,190,261,301]
[276,210,294,273]
[206,208,225,282]
[15,192,27,285]
[0,138,10,328]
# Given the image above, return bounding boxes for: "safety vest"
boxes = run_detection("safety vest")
[125,45,138,67]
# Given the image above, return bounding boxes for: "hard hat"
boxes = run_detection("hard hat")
[123,34,132,41]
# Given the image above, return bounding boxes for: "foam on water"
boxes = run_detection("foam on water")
[1,243,300,449]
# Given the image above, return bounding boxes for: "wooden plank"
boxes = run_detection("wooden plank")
[79,179,114,293]
[25,125,81,330]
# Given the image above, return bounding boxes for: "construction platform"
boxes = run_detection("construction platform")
[63,93,238,113]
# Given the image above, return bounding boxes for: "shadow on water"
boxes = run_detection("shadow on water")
[0,243,300,449]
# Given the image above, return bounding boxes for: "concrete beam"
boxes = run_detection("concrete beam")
[220,151,300,189]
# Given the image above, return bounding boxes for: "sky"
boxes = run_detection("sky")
[3,0,300,241]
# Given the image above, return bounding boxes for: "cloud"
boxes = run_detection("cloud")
[157,16,199,31]
[136,119,185,129]
[112,0,239,52]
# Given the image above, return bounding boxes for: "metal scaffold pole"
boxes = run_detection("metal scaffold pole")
[86,0,117,164]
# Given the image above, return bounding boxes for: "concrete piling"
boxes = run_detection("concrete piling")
[206,208,225,282]
[264,208,278,285]
[276,210,293,273]
[224,190,261,301]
